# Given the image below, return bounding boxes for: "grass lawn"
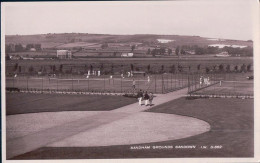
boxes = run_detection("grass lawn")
[6,93,137,115]
[11,97,253,159]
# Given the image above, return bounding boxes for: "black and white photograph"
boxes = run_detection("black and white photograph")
[1,0,259,162]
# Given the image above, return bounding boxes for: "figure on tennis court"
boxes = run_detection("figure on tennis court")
[132,79,136,90]
[204,77,208,86]
[149,92,154,106]
[200,76,203,86]
[207,77,210,85]
[147,76,150,83]
[109,75,113,85]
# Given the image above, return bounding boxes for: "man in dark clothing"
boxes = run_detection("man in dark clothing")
[144,91,149,106]
[137,89,143,106]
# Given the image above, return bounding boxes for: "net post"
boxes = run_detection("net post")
[162,74,164,94]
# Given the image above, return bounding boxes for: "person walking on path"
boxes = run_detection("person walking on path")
[149,92,154,106]
[144,91,149,106]
[137,89,143,106]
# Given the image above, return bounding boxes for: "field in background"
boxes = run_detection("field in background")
[6,33,253,47]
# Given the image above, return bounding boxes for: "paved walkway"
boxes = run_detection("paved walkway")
[6,88,188,159]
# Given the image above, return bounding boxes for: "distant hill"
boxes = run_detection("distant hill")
[5,33,253,48]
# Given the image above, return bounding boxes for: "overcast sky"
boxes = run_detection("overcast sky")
[3,0,256,40]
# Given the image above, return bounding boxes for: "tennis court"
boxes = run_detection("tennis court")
[187,73,253,97]
[6,73,189,94]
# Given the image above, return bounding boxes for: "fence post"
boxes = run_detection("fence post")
[121,77,122,93]
[57,78,58,91]
[41,77,43,92]
[155,75,157,93]
[88,78,89,91]
[162,74,164,94]
[166,74,168,91]
[177,72,179,88]
[104,77,106,92]
[171,73,172,90]
[27,77,29,90]
[174,73,177,90]
[182,73,183,88]
[188,74,190,94]
[13,76,15,87]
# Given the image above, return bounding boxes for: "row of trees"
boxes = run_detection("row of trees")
[177,45,253,56]
[11,63,252,75]
[147,48,173,56]
[147,45,253,56]
[6,43,42,53]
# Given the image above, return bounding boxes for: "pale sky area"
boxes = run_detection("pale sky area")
[3,0,256,40]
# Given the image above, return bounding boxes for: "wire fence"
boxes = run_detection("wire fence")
[187,72,253,98]
[6,73,189,94]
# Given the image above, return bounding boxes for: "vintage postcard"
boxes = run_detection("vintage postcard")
[1,0,259,163]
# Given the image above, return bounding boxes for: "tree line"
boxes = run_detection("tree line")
[5,43,42,53]
[9,62,252,75]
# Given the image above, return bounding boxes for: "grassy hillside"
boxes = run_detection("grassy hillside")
[5,33,253,48]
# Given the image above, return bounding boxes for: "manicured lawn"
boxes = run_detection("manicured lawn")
[12,97,253,159]
[6,93,137,115]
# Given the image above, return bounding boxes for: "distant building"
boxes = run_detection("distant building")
[57,50,72,59]
[29,48,36,52]
[215,51,231,57]
[121,53,134,57]
[185,50,196,55]
[131,71,146,77]
[10,55,22,60]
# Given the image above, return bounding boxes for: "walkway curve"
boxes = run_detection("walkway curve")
[6,87,210,159]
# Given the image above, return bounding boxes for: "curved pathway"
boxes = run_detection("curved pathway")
[6,88,210,159]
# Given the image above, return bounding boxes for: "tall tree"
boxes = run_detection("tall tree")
[234,65,238,72]
[15,44,24,52]
[35,44,42,51]
[226,64,230,73]
[147,64,151,73]
[247,64,251,72]
[100,63,104,72]
[147,48,151,55]
[171,64,176,73]
[206,67,210,74]
[219,64,224,72]
[53,65,56,73]
[240,64,246,73]
[131,45,135,52]
[111,64,114,74]
[197,64,201,71]
[59,64,63,73]
[130,64,134,71]
[18,66,22,73]
[175,46,180,56]
[13,63,18,72]
[101,43,108,49]
[161,65,164,73]
[168,49,172,55]
[28,65,34,74]
[180,49,185,55]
